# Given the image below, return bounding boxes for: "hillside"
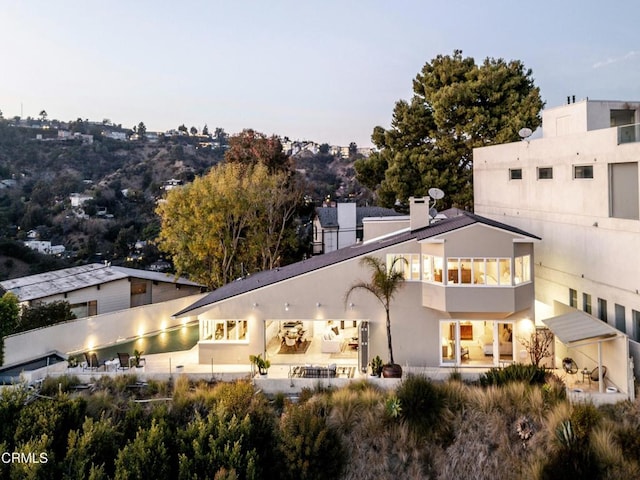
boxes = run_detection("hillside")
[0,120,368,280]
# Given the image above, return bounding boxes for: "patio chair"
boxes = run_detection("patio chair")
[83,352,105,371]
[589,365,607,384]
[562,358,578,384]
[117,352,131,371]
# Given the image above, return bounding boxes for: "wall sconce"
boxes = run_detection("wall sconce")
[316,302,321,307]
[349,302,355,310]
[252,302,258,308]
[284,302,289,311]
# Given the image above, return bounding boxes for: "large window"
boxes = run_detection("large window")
[514,255,531,284]
[391,255,520,286]
[201,319,248,343]
[70,300,97,318]
[387,254,420,281]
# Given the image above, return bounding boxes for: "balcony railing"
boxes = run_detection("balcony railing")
[618,123,640,144]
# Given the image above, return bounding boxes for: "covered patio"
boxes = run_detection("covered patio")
[542,310,635,403]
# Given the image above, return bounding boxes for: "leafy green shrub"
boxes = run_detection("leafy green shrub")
[39,374,81,395]
[478,363,547,387]
[395,374,445,439]
[278,401,346,480]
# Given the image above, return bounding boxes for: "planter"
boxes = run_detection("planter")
[381,363,403,378]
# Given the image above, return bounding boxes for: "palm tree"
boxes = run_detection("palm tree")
[345,255,407,365]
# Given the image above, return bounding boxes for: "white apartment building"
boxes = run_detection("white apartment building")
[474,98,640,376]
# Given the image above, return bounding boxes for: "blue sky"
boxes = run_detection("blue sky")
[1,1,639,146]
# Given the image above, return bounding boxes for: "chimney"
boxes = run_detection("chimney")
[409,197,430,231]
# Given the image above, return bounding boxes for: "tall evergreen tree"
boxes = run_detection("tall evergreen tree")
[356,50,544,210]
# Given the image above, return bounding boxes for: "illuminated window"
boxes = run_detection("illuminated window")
[202,319,249,342]
[514,255,531,284]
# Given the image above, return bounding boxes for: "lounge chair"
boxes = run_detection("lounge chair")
[83,352,105,371]
[117,352,131,370]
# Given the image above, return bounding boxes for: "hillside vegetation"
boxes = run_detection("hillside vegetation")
[1,370,638,479]
[0,120,364,280]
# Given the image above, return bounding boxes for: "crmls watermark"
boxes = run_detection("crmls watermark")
[1,452,48,464]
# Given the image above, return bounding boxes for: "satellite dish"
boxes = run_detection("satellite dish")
[428,188,445,200]
[518,127,533,139]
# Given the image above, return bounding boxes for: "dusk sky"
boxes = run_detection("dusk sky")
[1,1,639,146]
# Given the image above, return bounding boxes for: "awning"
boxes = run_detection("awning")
[541,310,619,346]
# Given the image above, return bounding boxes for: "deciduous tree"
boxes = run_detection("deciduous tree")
[225,129,291,174]
[356,50,544,210]
[156,162,303,289]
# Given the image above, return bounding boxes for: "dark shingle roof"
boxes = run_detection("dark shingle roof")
[173,212,540,317]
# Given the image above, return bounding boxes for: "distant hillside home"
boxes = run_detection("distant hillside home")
[313,203,403,254]
[70,193,93,207]
[0,263,204,319]
[105,131,128,141]
[23,240,65,256]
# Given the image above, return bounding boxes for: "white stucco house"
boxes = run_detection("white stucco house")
[173,198,546,380]
[474,98,640,393]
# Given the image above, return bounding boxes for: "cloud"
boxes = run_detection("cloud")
[592,50,639,69]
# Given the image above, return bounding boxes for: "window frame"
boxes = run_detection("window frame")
[537,166,553,180]
[573,164,594,179]
[509,168,523,180]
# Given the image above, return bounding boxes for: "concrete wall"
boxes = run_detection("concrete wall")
[474,118,640,336]
[4,294,207,365]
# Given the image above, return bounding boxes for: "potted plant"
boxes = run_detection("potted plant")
[370,355,383,377]
[345,255,407,378]
[133,349,144,368]
[67,356,79,369]
[249,353,271,376]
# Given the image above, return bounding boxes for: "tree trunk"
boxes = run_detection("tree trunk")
[386,308,394,365]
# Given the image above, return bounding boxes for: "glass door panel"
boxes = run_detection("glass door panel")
[440,321,457,365]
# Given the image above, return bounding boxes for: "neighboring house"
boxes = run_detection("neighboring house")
[105,131,128,141]
[70,193,93,208]
[313,203,404,254]
[0,263,204,319]
[23,240,65,256]
[173,197,541,379]
[474,98,640,386]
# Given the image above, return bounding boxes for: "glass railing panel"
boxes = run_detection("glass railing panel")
[618,123,640,144]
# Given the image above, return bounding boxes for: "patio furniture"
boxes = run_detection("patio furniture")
[589,365,607,384]
[117,353,131,370]
[83,352,105,371]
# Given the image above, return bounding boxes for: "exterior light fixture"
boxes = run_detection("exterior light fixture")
[284,302,289,311]
[252,302,258,308]
[349,302,355,309]
[316,302,321,307]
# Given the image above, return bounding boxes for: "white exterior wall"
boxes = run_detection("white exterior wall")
[474,101,640,343]
[4,294,207,365]
[337,203,356,249]
[37,279,131,315]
